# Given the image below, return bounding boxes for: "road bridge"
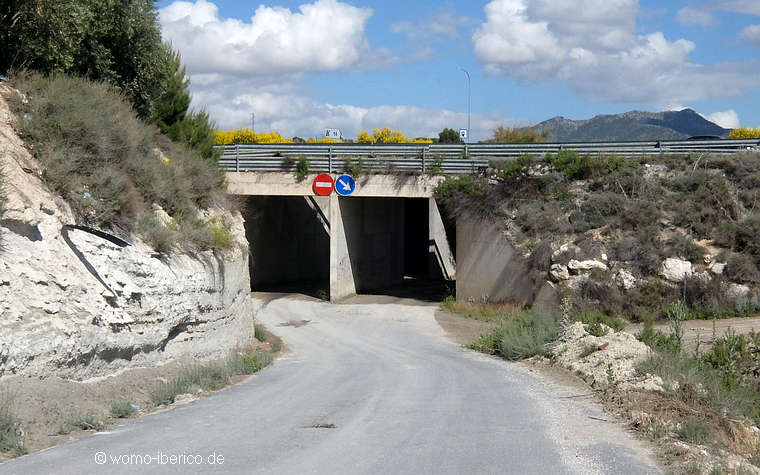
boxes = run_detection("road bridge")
[219,150,477,301]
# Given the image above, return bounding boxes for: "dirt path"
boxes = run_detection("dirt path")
[628,316,760,351]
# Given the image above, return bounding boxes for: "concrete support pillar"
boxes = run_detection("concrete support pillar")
[428,197,456,280]
[329,195,356,301]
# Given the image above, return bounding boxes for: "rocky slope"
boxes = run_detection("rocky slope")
[0,85,255,380]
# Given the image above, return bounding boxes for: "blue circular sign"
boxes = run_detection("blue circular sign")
[335,174,356,196]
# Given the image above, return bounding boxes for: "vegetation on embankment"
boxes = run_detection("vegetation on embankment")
[4,72,231,253]
[436,150,760,323]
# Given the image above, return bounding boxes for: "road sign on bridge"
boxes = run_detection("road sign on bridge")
[335,175,356,196]
[313,174,334,196]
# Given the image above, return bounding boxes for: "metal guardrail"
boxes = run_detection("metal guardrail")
[217,139,760,174]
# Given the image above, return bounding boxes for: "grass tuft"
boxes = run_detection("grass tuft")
[468,310,560,360]
[58,413,103,434]
[109,400,136,419]
[0,391,26,456]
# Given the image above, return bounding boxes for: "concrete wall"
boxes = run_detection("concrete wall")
[244,196,329,289]
[330,197,405,300]
[428,198,456,280]
[456,216,535,304]
[227,172,443,198]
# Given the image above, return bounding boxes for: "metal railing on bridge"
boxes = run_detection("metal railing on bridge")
[217,139,760,174]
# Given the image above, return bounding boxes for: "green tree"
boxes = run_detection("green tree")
[438,128,463,144]
[168,110,220,162]
[1,0,167,119]
[151,46,191,134]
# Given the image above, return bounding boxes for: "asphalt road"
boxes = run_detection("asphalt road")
[2,296,660,474]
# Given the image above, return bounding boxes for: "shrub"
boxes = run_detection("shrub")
[570,192,623,232]
[665,235,707,262]
[516,201,570,235]
[489,126,549,143]
[729,127,760,139]
[109,400,136,419]
[468,310,560,360]
[544,150,604,179]
[668,171,739,239]
[725,253,760,285]
[343,157,366,177]
[58,413,103,434]
[637,316,681,354]
[295,156,310,182]
[495,154,534,181]
[434,175,488,200]
[733,214,760,257]
[0,391,26,456]
[7,72,225,249]
[676,418,712,444]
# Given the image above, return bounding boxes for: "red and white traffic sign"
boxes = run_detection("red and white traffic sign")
[312,173,335,196]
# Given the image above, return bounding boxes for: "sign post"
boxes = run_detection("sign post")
[312,174,335,196]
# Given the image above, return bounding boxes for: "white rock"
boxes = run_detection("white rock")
[551,243,571,262]
[567,259,608,272]
[549,264,570,281]
[614,269,637,290]
[568,274,590,290]
[709,262,726,275]
[659,258,693,282]
[643,163,668,180]
[727,283,751,305]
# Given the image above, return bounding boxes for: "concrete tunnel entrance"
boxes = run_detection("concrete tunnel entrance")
[243,196,453,301]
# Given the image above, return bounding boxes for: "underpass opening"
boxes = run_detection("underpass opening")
[335,197,451,302]
[243,196,329,299]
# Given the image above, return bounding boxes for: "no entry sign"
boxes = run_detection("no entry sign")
[312,173,334,196]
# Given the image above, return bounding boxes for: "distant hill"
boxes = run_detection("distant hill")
[533,109,731,142]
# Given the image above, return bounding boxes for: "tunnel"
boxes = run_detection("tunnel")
[243,196,453,301]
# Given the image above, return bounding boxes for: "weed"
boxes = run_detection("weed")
[606,363,616,387]
[468,310,560,360]
[0,391,26,456]
[664,301,687,347]
[643,417,668,441]
[573,312,626,333]
[58,414,103,434]
[270,341,282,352]
[254,324,267,342]
[676,417,711,444]
[109,400,136,419]
[585,321,608,337]
[580,343,599,358]
[295,156,309,182]
[150,347,274,406]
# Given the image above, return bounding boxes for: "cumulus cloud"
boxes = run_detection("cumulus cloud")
[160,0,380,76]
[741,25,760,46]
[704,109,740,128]
[391,10,472,41]
[676,6,717,26]
[192,76,517,141]
[472,0,760,105]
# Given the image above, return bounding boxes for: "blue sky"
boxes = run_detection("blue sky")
[156,0,760,140]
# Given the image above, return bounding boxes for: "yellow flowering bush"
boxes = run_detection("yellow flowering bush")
[356,127,432,144]
[729,127,760,139]
[214,128,293,145]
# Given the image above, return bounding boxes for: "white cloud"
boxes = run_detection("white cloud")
[704,109,740,128]
[741,24,760,46]
[472,0,760,104]
[160,0,377,76]
[391,10,471,41]
[676,6,717,26]
[189,77,517,141]
[716,0,760,15]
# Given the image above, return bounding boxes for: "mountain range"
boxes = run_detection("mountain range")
[532,109,731,142]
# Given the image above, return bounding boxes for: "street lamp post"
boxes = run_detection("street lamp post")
[250,112,255,132]
[460,68,471,143]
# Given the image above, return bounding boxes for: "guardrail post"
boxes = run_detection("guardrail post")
[421,146,426,174]
[328,146,332,174]
[464,143,468,159]
[235,144,240,172]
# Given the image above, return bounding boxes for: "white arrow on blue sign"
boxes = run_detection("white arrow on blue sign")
[335,174,356,196]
